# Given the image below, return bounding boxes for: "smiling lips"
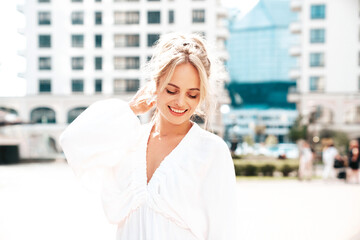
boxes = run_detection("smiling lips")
[168,106,188,115]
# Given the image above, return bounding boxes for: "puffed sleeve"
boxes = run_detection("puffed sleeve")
[59,98,141,191]
[201,140,238,240]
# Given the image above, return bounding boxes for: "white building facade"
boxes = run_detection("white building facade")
[288,0,360,139]
[0,0,229,159]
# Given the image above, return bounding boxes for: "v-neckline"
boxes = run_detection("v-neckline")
[145,121,196,187]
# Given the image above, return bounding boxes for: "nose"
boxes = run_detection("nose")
[174,93,186,107]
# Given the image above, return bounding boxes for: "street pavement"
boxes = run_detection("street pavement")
[0,161,359,240]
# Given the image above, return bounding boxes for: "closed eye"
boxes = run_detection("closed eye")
[188,94,198,99]
[166,89,176,94]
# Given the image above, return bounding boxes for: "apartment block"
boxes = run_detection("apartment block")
[288,0,360,139]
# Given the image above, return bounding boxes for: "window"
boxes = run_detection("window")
[38,35,51,48]
[147,34,160,47]
[95,34,102,48]
[311,5,326,19]
[148,11,161,24]
[72,57,84,70]
[38,12,51,25]
[310,29,325,43]
[72,0,83,2]
[31,107,56,124]
[95,0,101,2]
[192,9,205,23]
[39,79,51,93]
[114,57,140,69]
[358,76,360,91]
[38,0,50,2]
[114,0,139,1]
[95,57,102,70]
[72,79,84,92]
[71,11,84,25]
[309,76,325,92]
[72,34,84,48]
[95,12,102,25]
[68,107,87,123]
[114,79,140,93]
[169,10,174,24]
[39,57,51,70]
[114,34,140,47]
[95,79,102,93]
[114,11,140,24]
[310,53,325,67]
[194,31,205,37]
[148,0,160,1]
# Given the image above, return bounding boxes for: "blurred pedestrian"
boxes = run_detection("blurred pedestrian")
[322,140,339,181]
[298,141,313,181]
[347,139,360,184]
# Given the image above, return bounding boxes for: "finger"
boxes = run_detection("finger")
[149,101,156,108]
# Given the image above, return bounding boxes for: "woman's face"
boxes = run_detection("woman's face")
[156,62,201,126]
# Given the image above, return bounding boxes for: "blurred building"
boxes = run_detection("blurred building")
[0,0,229,159]
[287,0,360,139]
[223,0,298,144]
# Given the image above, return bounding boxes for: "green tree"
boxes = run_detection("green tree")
[288,115,308,142]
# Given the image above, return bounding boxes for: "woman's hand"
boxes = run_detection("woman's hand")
[129,83,156,115]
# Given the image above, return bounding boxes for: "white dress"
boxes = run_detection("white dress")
[59,99,237,240]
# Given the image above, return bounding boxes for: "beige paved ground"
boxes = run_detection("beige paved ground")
[0,162,359,240]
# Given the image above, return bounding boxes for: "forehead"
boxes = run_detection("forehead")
[167,63,200,89]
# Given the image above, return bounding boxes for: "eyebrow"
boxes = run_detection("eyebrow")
[167,83,200,91]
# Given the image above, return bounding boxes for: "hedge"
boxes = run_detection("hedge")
[233,159,299,177]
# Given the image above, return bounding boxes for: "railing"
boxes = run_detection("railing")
[290,0,301,12]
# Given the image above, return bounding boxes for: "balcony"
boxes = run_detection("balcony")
[287,87,300,102]
[17,28,25,35]
[217,50,229,61]
[289,46,301,56]
[217,8,228,18]
[16,4,24,13]
[216,28,229,39]
[287,92,300,103]
[289,69,301,79]
[290,0,301,12]
[17,50,26,57]
[17,72,25,78]
[289,22,301,34]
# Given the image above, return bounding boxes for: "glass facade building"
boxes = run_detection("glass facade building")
[226,0,297,108]
[224,0,298,143]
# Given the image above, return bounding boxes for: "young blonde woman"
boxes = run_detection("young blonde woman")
[60,32,237,240]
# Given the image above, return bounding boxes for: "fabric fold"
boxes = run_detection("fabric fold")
[60,98,238,239]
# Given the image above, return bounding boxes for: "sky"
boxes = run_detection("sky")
[0,0,259,97]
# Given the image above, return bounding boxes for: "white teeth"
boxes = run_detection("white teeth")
[169,106,186,113]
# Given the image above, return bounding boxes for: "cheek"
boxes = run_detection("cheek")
[156,93,170,108]
[190,99,200,111]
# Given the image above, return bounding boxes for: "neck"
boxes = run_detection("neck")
[153,116,193,137]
